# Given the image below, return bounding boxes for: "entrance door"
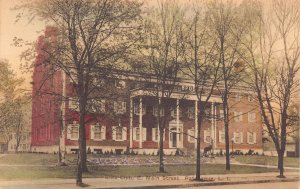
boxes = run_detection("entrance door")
[170,128,177,148]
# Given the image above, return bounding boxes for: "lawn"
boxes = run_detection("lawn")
[0,164,280,180]
[235,155,300,168]
[0,153,293,180]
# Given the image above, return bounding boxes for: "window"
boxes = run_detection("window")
[247,132,257,144]
[188,129,195,143]
[133,103,146,115]
[234,111,243,122]
[248,95,254,102]
[115,80,126,89]
[93,78,105,87]
[170,107,183,118]
[69,97,79,111]
[134,127,146,141]
[235,94,241,102]
[114,101,126,114]
[219,130,225,143]
[204,130,212,143]
[91,124,106,140]
[89,99,105,113]
[153,106,164,117]
[187,107,195,119]
[233,132,243,144]
[219,110,224,119]
[152,128,165,141]
[116,127,122,140]
[112,126,127,141]
[67,123,79,140]
[248,112,256,122]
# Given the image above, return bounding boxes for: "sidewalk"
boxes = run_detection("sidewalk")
[0,172,299,189]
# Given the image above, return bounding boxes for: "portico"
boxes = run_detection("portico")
[129,87,222,151]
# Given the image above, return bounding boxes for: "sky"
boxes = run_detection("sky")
[0,0,297,91]
[0,0,45,90]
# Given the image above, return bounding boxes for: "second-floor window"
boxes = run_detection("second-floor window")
[187,107,195,119]
[248,112,256,122]
[133,103,146,115]
[115,80,126,89]
[234,111,243,122]
[153,105,165,117]
[69,97,79,111]
[170,107,183,118]
[89,99,105,113]
[114,101,126,114]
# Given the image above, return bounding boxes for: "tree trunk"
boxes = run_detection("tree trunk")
[159,126,165,173]
[277,150,285,178]
[225,121,230,170]
[195,113,201,181]
[76,150,83,186]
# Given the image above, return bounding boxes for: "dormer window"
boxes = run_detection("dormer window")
[115,80,126,89]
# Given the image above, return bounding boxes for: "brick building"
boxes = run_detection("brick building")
[31,27,263,155]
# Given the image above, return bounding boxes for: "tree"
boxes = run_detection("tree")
[17,0,142,186]
[241,0,300,177]
[182,2,221,180]
[206,0,247,170]
[137,0,186,173]
[0,60,27,153]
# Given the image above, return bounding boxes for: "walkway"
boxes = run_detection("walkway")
[0,172,298,189]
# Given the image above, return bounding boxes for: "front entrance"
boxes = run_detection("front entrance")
[170,128,177,148]
[168,119,183,148]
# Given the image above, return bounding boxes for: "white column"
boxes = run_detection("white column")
[211,102,214,149]
[157,97,161,149]
[130,97,133,148]
[139,96,143,148]
[176,99,180,148]
[214,102,217,149]
[60,70,66,162]
[194,100,198,149]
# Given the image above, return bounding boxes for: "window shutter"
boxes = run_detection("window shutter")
[188,129,194,143]
[234,112,238,122]
[171,109,175,117]
[247,132,250,144]
[218,131,222,143]
[152,128,157,141]
[240,132,243,143]
[122,102,127,113]
[101,126,106,140]
[187,129,191,142]
[233,132,237,143]
[112,126,116,140]
[240,112,243,121]
[253,132,257,143]
[90,125,95,140]
[143,128,147,141]
[100,100,106,112]
[67,125,72,139]
[133,128,137,140]
[122,127,127,141]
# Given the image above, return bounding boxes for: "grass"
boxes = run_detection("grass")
[0,153,298,180]
[235,155,300,167]
[0,164,280,180]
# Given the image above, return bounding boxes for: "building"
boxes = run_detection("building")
[31,27,263,155]
[7,132,31,152]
